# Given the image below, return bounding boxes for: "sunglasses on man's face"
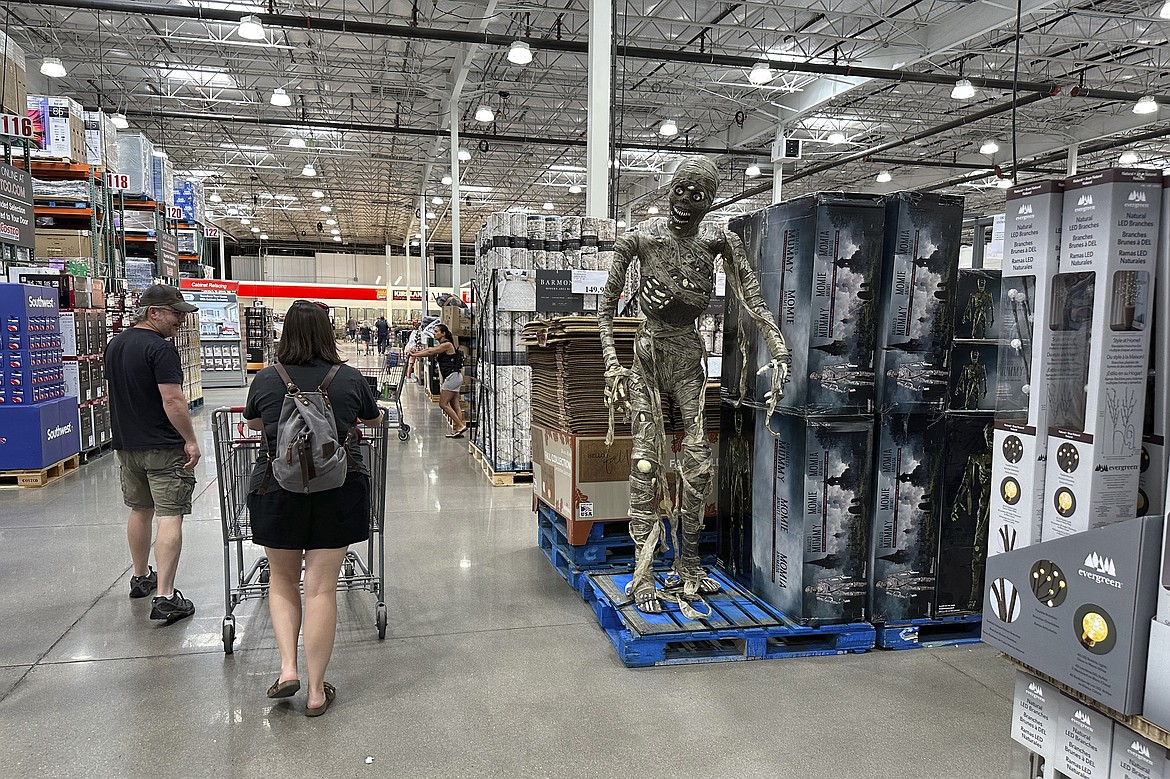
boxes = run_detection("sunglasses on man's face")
[294,299,329,311]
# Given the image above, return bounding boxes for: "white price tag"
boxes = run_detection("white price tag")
[204,225,220,239]
[715,272,726,297]
[570,269,609,295]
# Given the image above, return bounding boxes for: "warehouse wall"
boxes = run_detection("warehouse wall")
[232,251,426,287]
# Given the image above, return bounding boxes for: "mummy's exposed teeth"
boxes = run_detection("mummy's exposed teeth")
[671,204,692,220]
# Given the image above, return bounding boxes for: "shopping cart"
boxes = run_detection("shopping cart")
[211,407,390,654]
[357,345,411,441]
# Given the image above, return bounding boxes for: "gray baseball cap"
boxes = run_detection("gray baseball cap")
[139,284,198,313]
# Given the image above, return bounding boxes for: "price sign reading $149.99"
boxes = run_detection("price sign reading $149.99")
[0,113,36,141]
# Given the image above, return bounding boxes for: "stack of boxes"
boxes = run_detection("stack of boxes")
[26,95,86,163]
[171,310,202,407]
[244,304,274,371]
[473,212,616,472]
[0,30,27,117]
[0,283,80,470]
[173,180,205,225]
[59,282,110,452]
[151,152,174,208]
[82,111,119,172]
[115,133,155,199]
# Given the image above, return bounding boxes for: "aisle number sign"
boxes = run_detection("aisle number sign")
[106,173,129,191]
[204,225,220,239]
[0,113,35,140]
[165,205,183,221]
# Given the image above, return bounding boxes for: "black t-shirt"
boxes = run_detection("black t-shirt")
[104,327,185,450]
[243,360,380,492]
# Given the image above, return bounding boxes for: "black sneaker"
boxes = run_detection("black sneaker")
[149,590,196,622]
[129,567,158,599]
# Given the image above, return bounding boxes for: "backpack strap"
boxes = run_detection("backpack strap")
[273,363,299,393]
[318,363,343,392]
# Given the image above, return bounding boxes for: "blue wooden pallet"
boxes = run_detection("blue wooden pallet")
[584,568,876,667]
[873,613,982,650]
[537,529,634,598]
[536,502,715,568]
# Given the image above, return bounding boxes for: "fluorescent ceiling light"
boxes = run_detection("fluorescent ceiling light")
[269,88,291,107]
[288,137,306,148]
[1118,151,1140,165]
[240,218,250,225]
[979,140,1000,155]
[259,233,269,240]
[876,170,892,183]
[40,58,67,78]
[432,196,444,204]
[1161,0,1170,19]
[110,112,129,129]
[320,205,332,212]
[333,235,342,242]
[250,226,261,233]
[325,218,337,225]
[659,119,678,137]
[218,142,267,152]
[997,178,1013,189]
[745,163,761,178]
[209,193,223,203]
[550,164,587,172]
[474,105,495,123]
[568,184,582,194]
[542,202,555,210]
[648,205,659,214]
[951,78,976,100]
[507,41,532,65]
[330,228,340,235]
[458,185,492,193]
[458,148,472,162]
[237,15,265,41]
[311,190,324,198]
[1134,95,1158,114]
[441,174,453,185]
[827,132,846,145]
[394,276,403,285]
[300,163,316,177]
[748,61,773,85]
[161,67,236,89]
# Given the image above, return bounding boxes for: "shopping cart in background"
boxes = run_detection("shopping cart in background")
[211,407,389,654]
[357,344,411,441]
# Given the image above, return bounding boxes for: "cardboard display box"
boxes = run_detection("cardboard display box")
[992,180,1067,557]
[0,29,27,117]
[1141,175,1170,522]
[983,514,1163,714]
[1055,692,1115,779]
[82,110,119,172]
[948,341,999,412]
[751,411,873,625]
[1041,169,1163,540]
[0,396,80,470]
[1010,671,1060,764]
[530,422,720,528]
[874,192,965,412]
[1110,724,1169,779]
[116,133,155,199]
[34,230,99,264]
[953,267,1003,341]
[440,303,472,339]
[727,193,886,415]
[26,95,85,163]
[714,402,756,582]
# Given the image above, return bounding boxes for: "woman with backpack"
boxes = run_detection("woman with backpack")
[242,300,383,717]
[412,323,467,438]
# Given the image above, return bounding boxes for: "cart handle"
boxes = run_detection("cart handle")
[216,406,247,413]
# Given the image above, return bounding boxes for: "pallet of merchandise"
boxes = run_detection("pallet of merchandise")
[583,568,876,667]
[0,453,81,488]
[536,499,715,569]
[468,442,532,487]
[32,199,92,208]
[872,613,982,650]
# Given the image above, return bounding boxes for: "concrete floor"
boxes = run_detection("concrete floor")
[0,349,1016,778]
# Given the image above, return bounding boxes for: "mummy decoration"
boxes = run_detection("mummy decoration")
[598,156,790,617]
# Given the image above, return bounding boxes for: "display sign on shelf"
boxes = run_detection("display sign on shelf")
[0,162,34,248]
[158,231,179,278]
[204,224,220,239]
[0,112,35,140]
[105,172,128,192]
[535,269,584,313]
[165,205,182,221]
[569,269,608,295]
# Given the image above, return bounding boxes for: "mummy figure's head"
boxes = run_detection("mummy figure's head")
[667,156,719,232]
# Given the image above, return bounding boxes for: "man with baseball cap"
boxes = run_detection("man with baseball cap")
[104,284,201,622]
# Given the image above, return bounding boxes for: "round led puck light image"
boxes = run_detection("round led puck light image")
[1137,489,1149,518]
[1056,443,1080,473]
[1001,477,1022,505]
[1074,604,1116,655]
[1029,560,1067,608]
[1054,488,1076,518]
[1002,435,1024,464]
[1141,446,1151,473]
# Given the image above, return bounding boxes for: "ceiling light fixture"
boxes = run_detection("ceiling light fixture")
[458,148,472,162]
[237,15,265,41]
[39,58,67,78]
[441,174,453,185]
[617,219,627,229]
[979,140,1000,155]
[432,196,443,205]
[648,205,659,215]
[748,60,773,85]
[269,88,291,107]
[300,163,316,177]
[1118,151,1140,165]
[659,119,678,137]
[1134,95,1159,114]
[1160,0,1170,19]
[325,218,336,225]
[876,170,892,183]
[745,163,762,178]
[320,205,332,212]
[330,228,340,235]
[333,235,342,242]
[311,190,324,198]
[997,178,1014,189]
[827,132,846,145]
[426,211,437,220]
[542,202,555,210]
[507,41,532,65]
[474,105,495,123]
[259,233,269,240]
[951,78,976,100]
[240,218,251,225]
[568,184,582,194]
[209,193,223,203]
[250,226,261,233]
[110,112,129,130]
[288,136,306,148]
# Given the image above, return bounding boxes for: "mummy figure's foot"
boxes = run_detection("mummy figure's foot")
[696,576,722,595]
[633,586,663,614]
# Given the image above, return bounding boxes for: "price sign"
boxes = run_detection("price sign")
[0,113,35,140]
[165,205,183,220]
[106,173,129,191]
[204,225,220,239]
[570,269,609,295]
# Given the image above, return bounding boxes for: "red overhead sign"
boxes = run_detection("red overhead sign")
[180,278,239,292]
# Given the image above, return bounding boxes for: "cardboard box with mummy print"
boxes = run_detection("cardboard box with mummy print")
[1040,169,1163,541]
[751,412,873,625]
[724,193,886,415]
[874,192,964,412]
[990,180,1066,558]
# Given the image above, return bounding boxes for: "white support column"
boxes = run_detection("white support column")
[420,196,429,318]
[586,0,613,217]
[450,104,462,297]
[217,228,225,280]
[1067,143,1079,175]
[772,165,783,205]
[384,244,393,320]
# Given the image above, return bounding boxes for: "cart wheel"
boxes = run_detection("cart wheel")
[222,619,236,655]
[398,429,410,441]
[401,423,410,433]
[376,603,388,640]
[344,560,356,579]
[259,567,270,585]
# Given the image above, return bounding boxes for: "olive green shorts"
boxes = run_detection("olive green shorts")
[117,448,196,516]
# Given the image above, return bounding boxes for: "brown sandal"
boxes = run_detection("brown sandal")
[305,682,336,717]
[266,678,300,699]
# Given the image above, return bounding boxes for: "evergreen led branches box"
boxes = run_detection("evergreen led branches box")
[1055,693,1114,779]
[1140,175,1170,519]
[733,194,886,414]
[1110,725,1169,779]
[1041,169,1163,540]
[992,181,1066,557]
[982,514,1163,714]
[751,412,873,624]
[1010,672,1059,762]
[875,192,964,412]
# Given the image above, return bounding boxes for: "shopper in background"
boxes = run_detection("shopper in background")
[345,316,358,342]
[358,321,373,355]
[104,284,201,623]
[243,300,382,717]
[374,315,389,355]
[411,323,467,437]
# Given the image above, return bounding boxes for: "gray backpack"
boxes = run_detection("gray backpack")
[270,363,350,493]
